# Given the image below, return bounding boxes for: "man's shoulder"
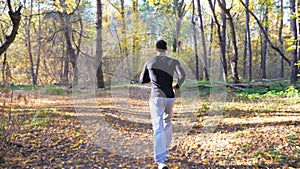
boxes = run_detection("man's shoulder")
[170,57,180,65]
[145,57,157,65]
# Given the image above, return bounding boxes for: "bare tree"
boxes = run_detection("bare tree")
[36,0,42,85]
[297,1,300,80]
[0,23,11,86]
[0,0,23,56]
[26,0,37,86]
[196,0,209,80]
[278,0,284,78]
[26,0,42,86]
[56,0,81,86]
[96,0,105,88]
[289,0,298,84]
[220,0,227,78]
[239,0,290,66]
[191,0,199,80]
[59,13,78,86]
[208,0,228,79]
[261,2,269,79]
[243,27,247,79]
[132,0,139,55]
[217,0,239,83]
[131,0,139,79]
[172,0,186,53]
[108,0,128,56]
[244,0,252,82]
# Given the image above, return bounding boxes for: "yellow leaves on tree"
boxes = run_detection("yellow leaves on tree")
[54,0,79,14]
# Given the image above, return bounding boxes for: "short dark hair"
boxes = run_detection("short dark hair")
[156,40,167,51]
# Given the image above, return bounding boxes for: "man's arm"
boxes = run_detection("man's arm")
[174,60,186,89]
[139,63,150,84]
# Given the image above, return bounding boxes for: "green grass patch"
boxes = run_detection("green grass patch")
[45,87,66,96]
[236,86,299,99]
[9,85,39,91]
[25,118,49,129]
[25,109,57,129]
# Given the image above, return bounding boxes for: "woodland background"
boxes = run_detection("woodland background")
[0,0,299,87]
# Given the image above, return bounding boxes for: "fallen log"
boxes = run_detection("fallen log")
[185,84,213,88]
[225,84,246,91]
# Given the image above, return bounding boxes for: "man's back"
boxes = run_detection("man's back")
[140,56,185,98]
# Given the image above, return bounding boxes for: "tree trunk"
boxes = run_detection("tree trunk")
[132,0,139,79]
[297,1,300,81]
[192,0,199,80]
[57,0,81,87]
[2,53,7,86]
[4,57,11,86]
[228,15,239,83]
[217,0,239,83]
[173,16,182,53]
[290,0,298,84]
[0,26,5,85]
[60,42,65,83]
[278,0,284,78]
[246,0,252,82]
[26,0,37,86]
[172,0,185,54]
[173,1,178,53]
[0,20,11,87]
[196,0,209,80]
[118,0,129,58]
[119,0,131,77]
[59,12,78,86]
[243,29,247,79]
[63,42,69,84]
[208,17,214,69]
[208,0,227,79]
[96,0,105,88]
[220,0,227,78]
[35,0,41,85]
[109,0,127,57]
[261,3,268,79]
[0,0,22,56]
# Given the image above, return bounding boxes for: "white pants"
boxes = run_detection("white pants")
[149,97,175,163]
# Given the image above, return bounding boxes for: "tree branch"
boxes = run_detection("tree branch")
[72,30,90,39]
[0,0,23,56]
[107,0,122,14]
[7,0,12,12]
[239,0,291,66]
[68,0,81,15]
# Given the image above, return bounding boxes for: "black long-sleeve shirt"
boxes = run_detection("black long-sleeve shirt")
[140,56,186,98]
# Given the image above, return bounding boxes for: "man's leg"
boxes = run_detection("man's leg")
[149,97,167,164]
[163,98,175,152]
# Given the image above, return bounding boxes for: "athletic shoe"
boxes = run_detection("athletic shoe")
[158,163,168,169]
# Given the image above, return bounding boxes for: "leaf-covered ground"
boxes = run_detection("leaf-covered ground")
[0,86,300,168]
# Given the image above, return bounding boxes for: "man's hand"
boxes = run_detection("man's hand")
[173,87,179,93]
